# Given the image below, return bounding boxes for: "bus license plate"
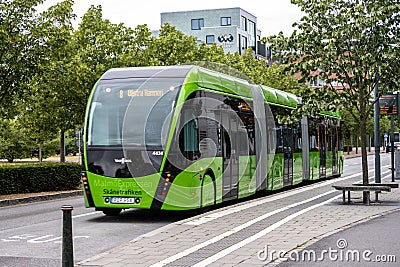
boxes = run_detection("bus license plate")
[110,197,136,204]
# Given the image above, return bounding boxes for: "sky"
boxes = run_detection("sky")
[40,0,304,37]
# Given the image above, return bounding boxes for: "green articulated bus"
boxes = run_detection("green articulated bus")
[81,65,344,215]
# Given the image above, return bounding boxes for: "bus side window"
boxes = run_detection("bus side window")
[179,108,200,160]
[275,126,283,153]
[198,116,221,157]
[309,117,319,152]
[293,123,302,153]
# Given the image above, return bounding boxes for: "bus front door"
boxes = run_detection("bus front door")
[332,126,339,176]
[222,112,239,201]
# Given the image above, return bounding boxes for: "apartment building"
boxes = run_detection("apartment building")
[160,7,267,58]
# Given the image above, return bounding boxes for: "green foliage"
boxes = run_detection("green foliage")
[150,23,199,65]
[0,120,31,162]
[0,162,81,195]
[264,0,400,183]
[0,0,45,118]
[341,107,391,138]
[41,138,60,158]
[265,0,400,118]
[197,42,227,63]
[2,1,306,162]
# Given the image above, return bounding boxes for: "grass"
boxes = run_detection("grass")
[0,155,81,165]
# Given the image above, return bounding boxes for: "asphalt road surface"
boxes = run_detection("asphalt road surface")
[0,197,194,266]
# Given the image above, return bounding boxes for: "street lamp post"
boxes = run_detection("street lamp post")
[374,71,381,183]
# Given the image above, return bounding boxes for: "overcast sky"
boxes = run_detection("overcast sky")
[40,0,304,37]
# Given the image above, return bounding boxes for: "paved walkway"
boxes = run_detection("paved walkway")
[277,210,400,266]
[343,148,384,159]
[77,168,400,267]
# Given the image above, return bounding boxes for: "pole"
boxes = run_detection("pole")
[391,115,395,182]
[61,205,74,267]
[374,72,381,183]
[356,137,358,154]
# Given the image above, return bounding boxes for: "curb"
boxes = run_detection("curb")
[0,190,83,207]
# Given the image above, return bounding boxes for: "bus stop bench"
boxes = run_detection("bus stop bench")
[352,183,399,188]
[352,183,398,203]
[332,185,391,205]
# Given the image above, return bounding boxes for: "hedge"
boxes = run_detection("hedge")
[0,162,82,195]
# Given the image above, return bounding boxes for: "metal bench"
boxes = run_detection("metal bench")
[332,185,392,205]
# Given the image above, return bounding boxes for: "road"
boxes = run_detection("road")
[0,153,392,267]
[0,197,194,266]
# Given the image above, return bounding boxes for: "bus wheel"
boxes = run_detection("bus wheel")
[102,208,122,216]
[200,174,216,209]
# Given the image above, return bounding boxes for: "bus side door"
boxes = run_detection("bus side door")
[221,110,240,201]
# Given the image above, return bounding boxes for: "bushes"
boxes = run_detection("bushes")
[0,163,82,195]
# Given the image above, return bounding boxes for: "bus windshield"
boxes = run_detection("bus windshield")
[88,78,180,147]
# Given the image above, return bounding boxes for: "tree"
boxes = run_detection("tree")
[149,23,203,65]
[0,0,46,118]
[17,99,58,161]
[264,0,400,202]
[225,49,304,93]
[31,4,140,161]
[340,107,390,156]
[25,0,76,162]
[0,120,30,162]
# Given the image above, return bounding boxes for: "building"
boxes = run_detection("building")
[160,7,267,58]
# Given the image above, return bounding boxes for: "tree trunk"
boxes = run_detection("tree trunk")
[60,130,66,162]
[39,143,43,162]
[358,81,370,204]
[360,117,369,204]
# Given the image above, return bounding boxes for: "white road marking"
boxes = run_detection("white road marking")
[183,171,366,226]
[355,169,391,183]
[72,211,101,219]
[152,164,393,266]
[150,190,338,267]
[144,159,392,266]
[192,195,340,267]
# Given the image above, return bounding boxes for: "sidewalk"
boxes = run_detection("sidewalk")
[77,171,400,266]
[343,147,384,159]
[0,190,82,207]
[277,209,400,266]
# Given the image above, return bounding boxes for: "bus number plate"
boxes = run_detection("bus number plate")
[110,197,136,204]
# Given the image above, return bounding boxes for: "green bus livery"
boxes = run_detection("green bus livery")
[81,65,343,215]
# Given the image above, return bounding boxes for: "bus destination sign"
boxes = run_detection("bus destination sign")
[119,89,164,99]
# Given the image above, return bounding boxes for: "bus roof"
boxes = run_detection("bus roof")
[99,66,194,80]
[187,66,300,109]
[99,65,301,109]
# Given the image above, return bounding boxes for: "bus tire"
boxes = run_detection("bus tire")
[102,208,122,216]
